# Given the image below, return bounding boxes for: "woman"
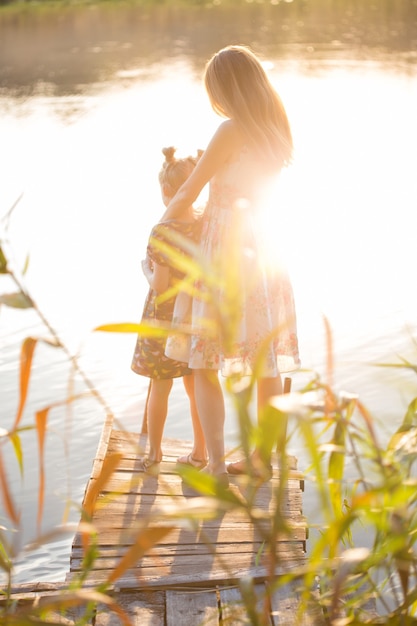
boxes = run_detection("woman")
[161,45,300,485]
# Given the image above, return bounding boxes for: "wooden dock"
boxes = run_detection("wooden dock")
[60,412,325,625]
[67,432,307,586]
[2,412,327,625]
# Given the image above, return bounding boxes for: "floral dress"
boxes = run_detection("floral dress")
[165,147,300,377]
[131,219,200,380]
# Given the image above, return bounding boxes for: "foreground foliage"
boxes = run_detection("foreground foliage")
[1,204,417,624]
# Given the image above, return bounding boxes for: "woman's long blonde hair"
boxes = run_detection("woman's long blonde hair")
[204,45,293,171]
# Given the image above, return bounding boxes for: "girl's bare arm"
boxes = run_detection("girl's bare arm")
[151,262,170,294]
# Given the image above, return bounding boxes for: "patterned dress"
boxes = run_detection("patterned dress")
[131,219,200,380]
[165,146,300,377]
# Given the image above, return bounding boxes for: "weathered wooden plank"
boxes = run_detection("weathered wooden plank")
[93,507,302,526]
[114,457,304,479]
[68,562,304,590]
[69,549,305,580]
[270,579,325,625]
[70,540,304,558]
[166,589,219,626]
[89,509,305,530]
[220,584,273,625]
[70,543,267,561]
[69,557,305,584]
[95,488,302,514]
[97,481,304,500]
[92,414,115,469]
[70,528,305,550]
[95,591,165,626]
[107,431,298,467]
[71,544,305,571]
[69,548,306,583]
[90,494,304,518]
[100,474,304,497]
[79,412,116,523]
[333,582,378,622]
[71,525,307,549]
[94,481,304,502]
[0,582,69,597]
[103,467,304,485]
[77,491,306,523]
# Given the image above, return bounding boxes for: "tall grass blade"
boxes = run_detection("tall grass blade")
[81,452,123,553]
[35,408,48,532]
[328,419,346,517]
[13,337,37,431]
[0,449,20,525]
[322,314,334,389]
[106,526,175,585]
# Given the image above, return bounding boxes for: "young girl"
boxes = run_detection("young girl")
[160,46,300,484]
[131,147,207,474]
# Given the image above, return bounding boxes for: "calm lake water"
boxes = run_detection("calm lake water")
[1,1,417,584]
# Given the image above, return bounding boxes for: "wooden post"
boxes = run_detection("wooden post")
[277,376,292,453]
[283,376,292,394]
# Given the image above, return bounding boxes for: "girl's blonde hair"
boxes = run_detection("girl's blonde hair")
[159,147,202,195]
[204,45,293,171]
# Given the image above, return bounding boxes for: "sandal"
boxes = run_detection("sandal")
[138,457,160,476]
[176,453,208,471]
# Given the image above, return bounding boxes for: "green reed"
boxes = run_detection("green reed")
[2,214,417,624]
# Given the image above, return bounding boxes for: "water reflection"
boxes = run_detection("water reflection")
[1,0,416,98]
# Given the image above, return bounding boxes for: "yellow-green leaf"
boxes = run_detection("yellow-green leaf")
[0,246,8,273]
[0,292,33,309]
[9,431,24,477]
[22,254,30,276]
[95,322,168,336]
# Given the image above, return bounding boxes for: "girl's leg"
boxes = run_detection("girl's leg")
[146,378,173,462]
[193,369,226,474]
[182,373,207,462]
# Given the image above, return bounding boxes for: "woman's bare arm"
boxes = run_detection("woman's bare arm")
[160,120,241,221]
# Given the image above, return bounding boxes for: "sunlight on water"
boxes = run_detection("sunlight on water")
[255,63,416,376]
